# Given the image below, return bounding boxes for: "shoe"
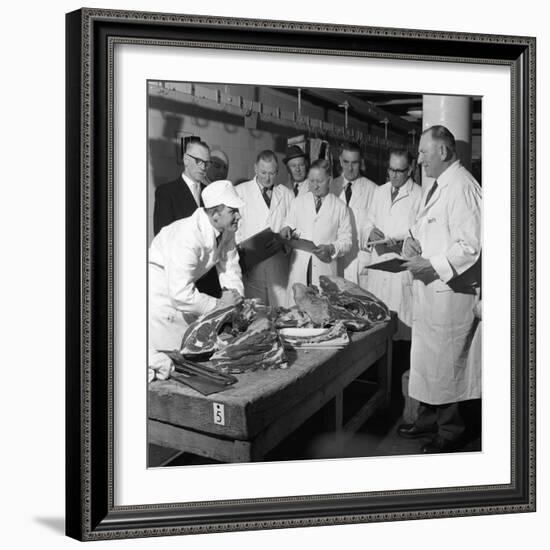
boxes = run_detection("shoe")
[421,436,461,454]
[397,423,438,439]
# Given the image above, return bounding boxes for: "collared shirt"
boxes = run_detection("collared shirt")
[285,178,310,197]
[256,178,272,196]
[182,173,202,206]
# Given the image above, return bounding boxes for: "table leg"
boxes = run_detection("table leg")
[334,391,344,432]
[232,440,253,462]
[378,336,393,406]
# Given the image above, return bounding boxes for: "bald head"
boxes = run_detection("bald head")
[206,149,229,183]
[418,125,457,179]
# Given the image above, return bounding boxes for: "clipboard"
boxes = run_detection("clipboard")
[285,237,317,253]
[238,228,283,272]
[363,258,407,273]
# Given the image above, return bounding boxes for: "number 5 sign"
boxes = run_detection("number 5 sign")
[213,403,225,426]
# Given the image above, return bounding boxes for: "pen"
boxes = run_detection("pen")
[409,229,414,240]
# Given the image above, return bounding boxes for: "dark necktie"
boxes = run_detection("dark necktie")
[345,181,353,205]
[391,186,399,203]
[425,180,438,206]
[315,196,322,213]
[216,233,222,247]
[261,186,271,208]
[293,184,299,197]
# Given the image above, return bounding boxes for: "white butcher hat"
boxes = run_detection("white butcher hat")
[201,180,244,209]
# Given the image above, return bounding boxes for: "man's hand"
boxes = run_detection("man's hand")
[403,236,422,258]
[385,238,404,255]
[280,226,293,240]
[402,256,439,285]
[368,227,385,243]
[219,288,243,308]
[367,227,399,256]
[313,244,335,263]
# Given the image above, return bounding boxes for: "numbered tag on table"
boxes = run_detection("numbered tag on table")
[213,403,225,426]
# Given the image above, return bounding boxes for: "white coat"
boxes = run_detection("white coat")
[362,178,423,340]
[408,160,482,404]
[331,175,377,286]
[235,179,294,307]
[148,208,243,351]
[284,191,352,305]
[283,178,310,197]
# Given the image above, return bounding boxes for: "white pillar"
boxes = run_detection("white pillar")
[421,95,473,189]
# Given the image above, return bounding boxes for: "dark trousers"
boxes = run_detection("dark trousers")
[416,399,481,443]
[416,402,464,442]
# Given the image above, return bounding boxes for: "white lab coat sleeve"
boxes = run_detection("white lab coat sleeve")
[360,188,380,249]
[218,244,244,296]
[164,241,218,316]
[332,205,352,257]
[430,183,482,283]
[284,199,298,233]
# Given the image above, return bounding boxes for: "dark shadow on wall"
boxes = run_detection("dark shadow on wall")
[456,139,482,185]
[455,139,473,172]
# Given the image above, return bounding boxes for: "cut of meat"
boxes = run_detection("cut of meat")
[210,316,287,373]
[180,299,276,357]
[292,284,332,326]
[292,282,372,331]
[229,298,271,333]
[319,275,390,324]
[180,305,237,356]
[274,306,312,329]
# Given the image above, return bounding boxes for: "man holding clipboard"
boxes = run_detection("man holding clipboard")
[397,126,482,454]
[235,150,294,307]
[362,148,422,341]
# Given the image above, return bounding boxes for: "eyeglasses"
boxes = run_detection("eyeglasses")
[186,153,211,168]
[388,167,409,174]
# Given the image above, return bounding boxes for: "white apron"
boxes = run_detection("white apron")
[331,175,377,287]
[408,161,482,404]
[363,179,422,340]
[284,191,352,305]
[283,178,310,197]
[236,179,294,307]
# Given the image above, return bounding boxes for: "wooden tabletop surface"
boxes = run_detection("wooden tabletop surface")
[148,318,396,440]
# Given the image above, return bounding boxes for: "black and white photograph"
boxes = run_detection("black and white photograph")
[61,4,536,542]
[147,81,483,467]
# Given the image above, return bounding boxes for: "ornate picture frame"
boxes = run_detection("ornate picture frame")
[65,8,536,541]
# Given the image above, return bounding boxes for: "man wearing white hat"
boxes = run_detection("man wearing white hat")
[148,180,245,357]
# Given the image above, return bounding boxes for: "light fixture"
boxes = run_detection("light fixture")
[406,108,423,119]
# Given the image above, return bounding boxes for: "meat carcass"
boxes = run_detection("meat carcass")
[274,306,312,329]
[210,316,287,373]
[319,275,390,324]
[292,284,332,326]
[180,304,237,356]
[292,283,371,331]
[180,299,277,357]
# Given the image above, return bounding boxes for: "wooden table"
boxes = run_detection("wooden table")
[148,316,396,463]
